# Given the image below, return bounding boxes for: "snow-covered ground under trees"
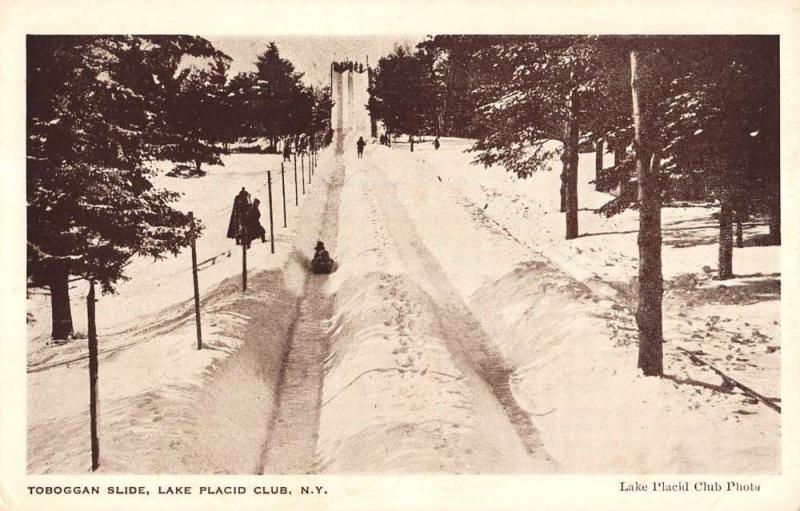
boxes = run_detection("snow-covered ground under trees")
[26,134,779,474]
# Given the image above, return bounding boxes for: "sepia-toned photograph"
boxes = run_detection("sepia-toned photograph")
[25,32,782,474]
[3,1,800,509]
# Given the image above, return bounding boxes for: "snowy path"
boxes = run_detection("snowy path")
[362,167,552,463]
[261,142,344,474]
[305,137,556,473]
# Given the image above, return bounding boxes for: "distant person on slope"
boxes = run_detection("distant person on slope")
[282,139,292,162]
[409,134,415,152]
[227,187,251,245]
[356,136,366,159]
[434,136,441,150]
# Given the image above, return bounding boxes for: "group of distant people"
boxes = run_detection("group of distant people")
[332,60,366,73]
[282,134,314,162]
[226,187,266,249]
[410,135,441,152]
[366,133,442,156]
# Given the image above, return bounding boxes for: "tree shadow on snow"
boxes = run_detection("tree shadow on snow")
[579,218,770,250]
[663,373,736,395]
[666,272,780,306]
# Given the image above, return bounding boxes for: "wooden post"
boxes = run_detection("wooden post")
[293,156,299,206]
[301,154,306,195]
[242,226,247,292]
[87,280,99,471]
[281,162,287,228]
[595,137,604,192]
[267,171,275,254]
[189,212,202,350]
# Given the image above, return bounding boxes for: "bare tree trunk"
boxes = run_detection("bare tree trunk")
[614,143,625,197]
[631,49,663,377]
[595,137,604,191]
[719,196,734,280]
[49,262,74,339]
[564,91,579,240]
[768,196,780,244]
[735,211,744,248]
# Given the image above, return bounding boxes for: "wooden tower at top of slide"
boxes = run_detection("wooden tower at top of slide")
[330,59,374,137]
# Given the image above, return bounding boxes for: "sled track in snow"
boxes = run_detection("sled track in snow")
[260,136,344,474]
[363,166,556,467]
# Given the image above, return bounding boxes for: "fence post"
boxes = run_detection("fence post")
[242,225,247,291]
[293,156,299,206]
[267,171,275,254]
[189,212,202,350]
[281,162,287,228]
[301,154,306,195]
[87,280,99,471]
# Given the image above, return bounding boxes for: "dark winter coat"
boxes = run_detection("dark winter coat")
[244,203,266,243]
[227,190,251,242]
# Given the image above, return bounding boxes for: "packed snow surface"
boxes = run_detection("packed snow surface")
[27,135,779,474]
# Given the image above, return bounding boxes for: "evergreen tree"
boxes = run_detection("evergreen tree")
[252,42,310,150]
[27,35,216,339]
[311,86,334,143]
[416,35,505,138]
[368,45,439,137]
[160,51,231,175]
[470,36,609,240]
[226,71,262,140]
[658,36,779,279]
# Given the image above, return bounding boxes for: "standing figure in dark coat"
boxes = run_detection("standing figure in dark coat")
[409,134,415,152]
[356,136,366,158]
[227,187,251,244]
[433,136,441,150]
[283,139,292,162]
[244,199,266,248]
